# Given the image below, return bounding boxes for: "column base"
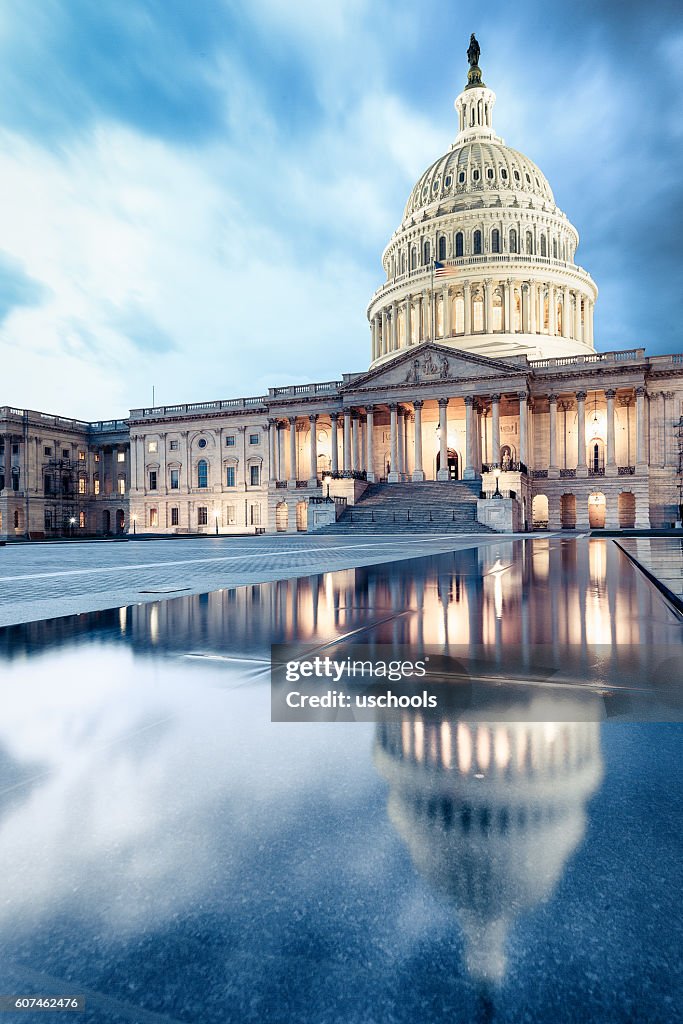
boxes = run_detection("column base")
[307,478,319,488]
[366,472,376,483]
[411,470,425,482]
[463,467,476,480]
[605,463,618,477]
[548,467,560,479]
[387,472,400,483]
[287,479,296,488]
[576,465,588,478]
[436,469,449,481]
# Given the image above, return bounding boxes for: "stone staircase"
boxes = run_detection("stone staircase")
[314,479,494,534]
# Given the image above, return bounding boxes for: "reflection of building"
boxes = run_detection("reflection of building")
[375,706,604,982]
[3,40,682,539]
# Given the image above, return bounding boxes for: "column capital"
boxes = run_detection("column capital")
[439,397,451,408]
[267,417,277,427]
[308,413,318,425]
[463,396,473,407]
[288,416,297,427]
[576,390,587,401]
[517,391,527,402]
[365,404,375,415]
[548,392,557,405]
[350,410,359,420]
[605,389,617,400]
[413,399,424,410]
[330,412,339,423]
[635,386,646,398]
[387,402,397,411]
[490,393,501,404]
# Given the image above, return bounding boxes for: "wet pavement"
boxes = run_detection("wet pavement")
[0,537,680,1023]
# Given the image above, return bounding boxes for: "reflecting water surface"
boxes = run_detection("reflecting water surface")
[0,538,680,1023]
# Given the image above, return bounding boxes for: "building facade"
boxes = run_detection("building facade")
[2,42,682,539]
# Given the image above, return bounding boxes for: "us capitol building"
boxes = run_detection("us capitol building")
[1,38,682,539]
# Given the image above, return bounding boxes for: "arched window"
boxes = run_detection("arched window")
[422,240,430,266]
[540,234,547,257]
[197,459,208,488]
[454,294,465,333]
[455,231,464,257]
[514,292,522,332]
[473,292,484,331]
[526,231,534,254]
[509,228,518,254]
[492,290,503,331]
[11,468,20,492]
[491,228,500,253]
[13,510,19,529]
[552,238,558,259]
[410,246,417,270]
[438,236,446,261]
[473,230,482,255]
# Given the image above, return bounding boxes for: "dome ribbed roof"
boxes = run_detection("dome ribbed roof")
[403,138,555,221]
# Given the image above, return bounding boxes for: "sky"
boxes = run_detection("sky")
[0,0,681,421]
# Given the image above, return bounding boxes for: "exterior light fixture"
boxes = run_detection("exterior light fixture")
[214,510,220,535]
[492,467,502,499]
[324,475,332,500]
[132,515,137,536]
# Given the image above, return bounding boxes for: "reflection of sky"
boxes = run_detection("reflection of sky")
[0,540,680,1022]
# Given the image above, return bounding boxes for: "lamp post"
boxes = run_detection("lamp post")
[324,475,332,502]
[214,510,220,535]
[132,515,137,536]
[492,467,502,499]
[69,516,76,537]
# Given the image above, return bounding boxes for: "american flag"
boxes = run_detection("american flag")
[433,260,459,279]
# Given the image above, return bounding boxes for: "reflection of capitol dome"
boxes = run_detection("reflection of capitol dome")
[368,38,598,366]
[374,701,603,983]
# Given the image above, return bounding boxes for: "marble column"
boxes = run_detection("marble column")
[308,414,318,486]
[391,302,398,352]
[268,418,277,483]
[491,394,501,466]
[371,318,377,361]
[405,297,411,347]
[330,413,339,474]
[505,279,513,332]
[549,284,557,335]
[288,417,297,485]
[562,286,570,338]
[530,282,537,334]
[463,281,472,335]
[388,404,399,483]
[484,279,492,334]
[549,394,559,477]
[576,391,588,476]
[381,309,388,356]
[437,399,449,481]
[343,411,352,472]
[463,396,476,480]
[443,285,451,337]
[397,408,405,476]
[635,387,647,467]
[365,406,375,482]
[351,413,359,472]
[573,293,581,341]
[518,393,528,467]
[606,389,617,476]
[412,400,425,482]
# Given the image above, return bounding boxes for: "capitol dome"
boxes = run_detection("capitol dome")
[367,38,598,367]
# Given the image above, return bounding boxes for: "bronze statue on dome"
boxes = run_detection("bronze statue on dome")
[467,33,480,68]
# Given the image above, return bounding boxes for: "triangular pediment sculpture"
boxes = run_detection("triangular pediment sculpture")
[342,342,528,392]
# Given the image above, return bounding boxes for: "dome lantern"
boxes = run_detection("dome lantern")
[455,34,498,143]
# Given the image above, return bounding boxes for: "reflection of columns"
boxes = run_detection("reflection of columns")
[437,398,449,481]
[463,396,476,480]
[463,280,472,335]
[308,414,318,485]
[576,391,587,475]
[288,417,297,485]
[549,394,559,476]
[518,393,528,466]
[388,404,399,482]
[366,406,375,482]
[605,389,617,475]
[351,413,359,472]
[491,394,500,466]
[330,413,339,474]
[343,411,352,472]
[412,400,424,481]
[636,387,647,467]
[268,419,277,482]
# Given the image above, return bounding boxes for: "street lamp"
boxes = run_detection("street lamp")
[69,516,76,537]
[492,467,502,499]
[214,510,220,535]
[323,475,332,501]
[132,515,137,536]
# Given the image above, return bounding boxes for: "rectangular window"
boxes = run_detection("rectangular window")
[249,433,259,445]
[43,446,52,456]
[117,451,125,462]
[226,504,235,525]
[94,477,100,495]
[226,466,235,487]
[94,453,101,463]
[148,441,158,453]
[225,435,236,447]
[250,465,260,486]
[149,508,159,527]
[171,507,179,526]
[78,451,86,461]
[118,477,126,495]
[62,449,69,458]
[78,478,86,494]
[198,506,208,526]
[79,511,85,528]
[169,440,179,451]
[250,503,261,526]
[170,469,179,489]
[149,470,157,490]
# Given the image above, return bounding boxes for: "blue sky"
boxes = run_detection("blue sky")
[0,0,680,420]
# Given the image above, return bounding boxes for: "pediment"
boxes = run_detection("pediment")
[342,343,527,392]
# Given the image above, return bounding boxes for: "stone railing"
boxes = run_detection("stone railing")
[130,396,268,419]
[529,349,645,369]
[560,468,576,478]
[327,470,367,481]
[618,466,636,475]
[269,381,342,398]
[481,461,528,475]
[0,407,127,433]
[588,467,605,477]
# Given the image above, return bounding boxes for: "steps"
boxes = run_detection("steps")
[314,479,494,534]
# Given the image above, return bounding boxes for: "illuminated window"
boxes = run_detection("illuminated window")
[149,508,158,527]
[226,504,235,525]
[148,441,158,453]
[473,295,484,332]
[79,511,85,528]
[94,477,100,495]
[492,291,503,331]
[250,503,261,526]
[78,477,86,494]
[117,452,125,462]
[78,451,86,461]
[198,506,208,526]
[118,477,126,495]
[94,453,100,463]
[454,295,465,334]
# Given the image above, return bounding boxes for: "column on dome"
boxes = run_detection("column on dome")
[549,394,559,476]
[288,416,297,485]
[443,285,451,337]
[391,302,398,352]
[388,404,399,483]
[605,389,617,475]
[405,297,412,347]
[371,318,377,361]
[521,283,529,333]
[562,287,570,338]
[636,387,647,467]
[484,279,492,334]
[330,413,339,474]
[491,394,501,466]
[412,400,425,482]
[351,412,359,472]
[343,410,352,472]
[437,399,449,481]
[463,281,471,335]
[530,282,537,334]
[366,406,375,482]
[549,284,557,335]
[463,396,476,480]
[308,414,318,486]
[576,391,588,476]
[381,309,388,356]
[504,279,512,332]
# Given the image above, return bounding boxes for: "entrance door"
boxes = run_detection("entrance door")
[116,509,125,534]
[436,449,459,479]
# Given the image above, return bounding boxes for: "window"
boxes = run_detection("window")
[444,175,452,187]
[526,231,533,254]
[149,508,159,527]
[198,506,208,526]
[78,477,86,494]
[410,246,417,270]
[525,172,531,183]
[491,228,500,253]
[250,503,261,526]
[79,511,85,529]
[149,470,157,490]
[540,235,547,257]
[11,468,19,491]
[94,477,100,495]
[455,232,464,257]
[432,178,440,192]
[62,448,69,458]
[509,228,518,253]
[148,441,158,453]
[198,438,207,449]
[169,439,179,451]
[501,168,508,180]
[226,504,235,525]
[487,167,494,180]
[458,171,465,183]
[438,236,446,261]
[226,465,236,487]
[472,168,480,181]
[0,472,4,490]
[170,469,179,489]
[94,453,100,463]
[249,433,259,445]
[78,451,86,461]
[250,464,260,486]
[118,476,126,495]
[43,446,52,456]
[225,435,236,447]
[513,169,520,182]
[473,230,482,255]
[197,459,208,488]
[117,451,125,462]
[552,238,558,259]
[171,507,179,526]
[422,240,430,265]
[13,510,19,529]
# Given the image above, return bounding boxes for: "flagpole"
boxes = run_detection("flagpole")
[431,259,435,342]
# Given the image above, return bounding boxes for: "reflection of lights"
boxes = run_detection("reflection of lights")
[494,727,510,770]
[476,727,491,771]
[413,719,424,763]
[149,605,159,644]
[440,721,452,769]
[457,722,472,773]
[402,720,411,758]
[118,607,127,635]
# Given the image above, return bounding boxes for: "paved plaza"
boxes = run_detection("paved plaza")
[0,533,515,627]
